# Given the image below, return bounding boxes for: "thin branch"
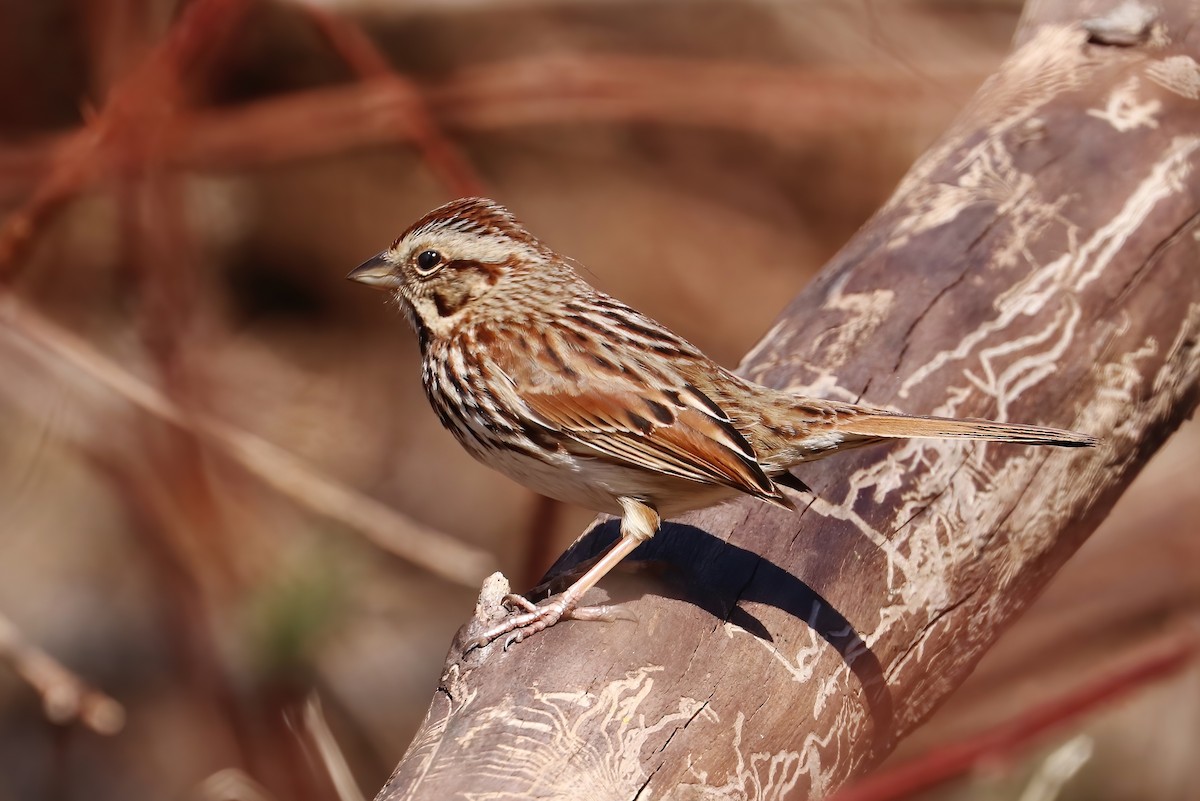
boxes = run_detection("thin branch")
[429,55,980,134]
[0,291,496,588]
[194,769,279,801]
[0,0,252,282]
[0,610,125,735]
[831,624,1200,801]
[299,3,485,197]
[301,694,368,801]
[0,56,984,201]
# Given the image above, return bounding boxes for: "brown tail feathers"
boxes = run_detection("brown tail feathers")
[838,412,1097,447]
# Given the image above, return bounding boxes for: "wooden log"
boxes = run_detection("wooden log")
[376,1,1200,798]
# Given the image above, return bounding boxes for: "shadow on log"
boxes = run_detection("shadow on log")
[377,1,1200,798]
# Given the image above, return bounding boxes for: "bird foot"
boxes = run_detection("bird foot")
[467,593,636,652]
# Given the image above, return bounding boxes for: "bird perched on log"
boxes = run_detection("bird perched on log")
[350,197,1096,648]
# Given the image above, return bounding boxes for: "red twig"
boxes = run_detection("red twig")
[0,0,253,283]
[0,129,105,282]
[0,55,978,204]
[301,4,485,197]
[831,627,1200,801]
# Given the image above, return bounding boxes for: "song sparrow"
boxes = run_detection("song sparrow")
[349,197,1096,648]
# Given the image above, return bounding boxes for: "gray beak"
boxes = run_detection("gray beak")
[347,253,401,289]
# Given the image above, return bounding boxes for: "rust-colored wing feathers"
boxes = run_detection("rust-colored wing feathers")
[519,385,789,506]
[489,333,789,506]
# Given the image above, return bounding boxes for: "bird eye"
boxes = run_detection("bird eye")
[415,249,443,274]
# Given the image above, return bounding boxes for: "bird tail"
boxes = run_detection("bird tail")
[753,393,1097,474]
[834,412,1097,447]
[741,382,1098,482]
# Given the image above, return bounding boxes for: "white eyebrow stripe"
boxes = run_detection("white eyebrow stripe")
[395,229,543,265]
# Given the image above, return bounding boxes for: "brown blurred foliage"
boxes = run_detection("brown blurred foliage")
[0,1,1195,800]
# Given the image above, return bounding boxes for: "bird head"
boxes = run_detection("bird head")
[348,197,557,339]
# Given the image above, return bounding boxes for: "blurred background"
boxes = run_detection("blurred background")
[0,1,1196,800]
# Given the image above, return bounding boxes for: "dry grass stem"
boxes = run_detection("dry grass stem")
[0,290,496,588]
[193,769,279,801]
[0,610,125,735]
[301,694,367,801]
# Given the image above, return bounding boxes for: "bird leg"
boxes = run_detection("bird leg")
[468,498,657,650]
[522,554,604,600]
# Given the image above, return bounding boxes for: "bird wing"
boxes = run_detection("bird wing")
[486,330,788,507]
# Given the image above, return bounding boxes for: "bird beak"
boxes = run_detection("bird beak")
[347,253,401,290]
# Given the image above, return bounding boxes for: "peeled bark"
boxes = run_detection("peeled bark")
[377,1,1200,798]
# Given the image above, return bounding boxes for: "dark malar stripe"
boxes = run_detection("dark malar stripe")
[431,289,457,318]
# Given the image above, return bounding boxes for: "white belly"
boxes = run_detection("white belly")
[477,444,738,518]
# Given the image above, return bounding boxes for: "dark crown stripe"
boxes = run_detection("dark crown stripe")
[394,197,542,250]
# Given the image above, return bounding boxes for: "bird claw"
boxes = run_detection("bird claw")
[467,593,637,652]
[500,593,540,614]
[468,595,569,652]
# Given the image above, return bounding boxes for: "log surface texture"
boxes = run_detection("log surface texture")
[378,1,1200,798]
